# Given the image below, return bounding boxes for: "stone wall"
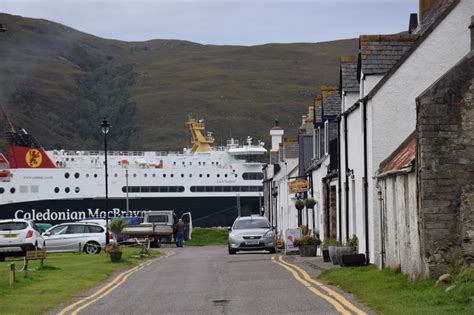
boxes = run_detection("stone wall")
[416,51,474,277]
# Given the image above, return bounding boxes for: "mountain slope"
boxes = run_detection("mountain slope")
[0,13,358,151]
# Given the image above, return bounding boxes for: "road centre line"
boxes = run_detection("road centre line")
[277,256,366,315]
[58,252,174,315]
[271,256,350,315]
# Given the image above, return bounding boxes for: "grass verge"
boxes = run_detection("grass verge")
[318,265,474,315]
[186,227,229,246]
[0,247,159,314]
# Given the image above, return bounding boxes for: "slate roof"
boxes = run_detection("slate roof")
[340,56,359,94]
[358,34,418,78]
[378,131,416,176]
[321,85,341,117]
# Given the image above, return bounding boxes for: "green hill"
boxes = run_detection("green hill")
[0,13,358,151]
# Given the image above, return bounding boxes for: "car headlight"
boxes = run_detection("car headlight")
[264,230,275,239]
[229,233,242,240]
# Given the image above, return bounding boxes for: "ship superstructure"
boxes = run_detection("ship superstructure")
[0,115,266,226]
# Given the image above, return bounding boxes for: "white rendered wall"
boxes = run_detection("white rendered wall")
[310,157,329,240]
[273,158,299,237]
[367,0,473,267]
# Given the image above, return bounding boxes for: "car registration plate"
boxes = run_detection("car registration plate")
[245,240,259,245]
[2,234,17,238]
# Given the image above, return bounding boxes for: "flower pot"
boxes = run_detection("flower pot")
[299,245,316,257]
[322,249,330,262]
[336,246,354,265]
[328,245,338,265]
[109,251,122,262]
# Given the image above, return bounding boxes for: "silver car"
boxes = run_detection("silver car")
[228,215,276,255]
[43,222,107,254]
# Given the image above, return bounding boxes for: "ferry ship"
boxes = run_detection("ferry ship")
[0,114,266,226]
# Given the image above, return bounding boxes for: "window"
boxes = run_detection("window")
[74,173,80,179]
[0,222,28,231]
[122,186,184,193]
[75,187,80,193]
[54,187,60,193]
[65,187,70,193]
[65,172,70,179]
[190,186,263,192]
[163,174,167,178]
[0,187,4,194]
[49,225,68,235]
[87,225,104,233]
[10,187,15,194]
[242,172,264,180]
[94,174,98,178]
[67,225,86,234]
[144,174,148,178]
[20,185,28,193]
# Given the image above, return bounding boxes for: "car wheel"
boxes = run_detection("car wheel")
[269,247,276,254]
[228,245,237,255]
[84,242,101,254]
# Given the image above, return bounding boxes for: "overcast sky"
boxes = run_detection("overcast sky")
[1,0,418,45]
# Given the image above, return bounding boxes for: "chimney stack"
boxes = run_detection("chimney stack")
[419,0,439,24]
[470,16,474,51]
[270,119,284,152]
[408,13,419,34]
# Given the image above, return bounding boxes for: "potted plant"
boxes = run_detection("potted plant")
[294,199,305,211]
[322,238,337,263]
[299,235,317,257]
[304,198,316,209]
[340,234,366,266]
[335,242,355,265]
[107,217,127,262]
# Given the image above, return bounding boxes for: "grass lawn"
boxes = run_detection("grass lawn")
[0,247,158,315]
[318,265,474,315]
[186,227,229,246]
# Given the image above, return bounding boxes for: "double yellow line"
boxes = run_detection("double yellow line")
[58,252,174,315]
[271,256,366,315]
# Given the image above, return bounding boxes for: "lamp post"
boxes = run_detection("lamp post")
[100,118,110,244]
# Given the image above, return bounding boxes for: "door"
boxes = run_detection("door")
[44,225,68,252]
[181,212,193,240]
[62,225,87,252]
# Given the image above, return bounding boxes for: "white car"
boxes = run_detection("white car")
[43,222,108,254]
[0,219,45,261]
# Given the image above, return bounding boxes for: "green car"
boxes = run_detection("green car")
[36,223,53,233]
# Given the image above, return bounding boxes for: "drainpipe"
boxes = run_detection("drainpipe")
[337,116,343,242]
[362,97,370,265]
[376,181,385,269]
[344,115,350,242]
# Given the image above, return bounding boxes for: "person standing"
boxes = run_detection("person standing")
[175,219,185,247]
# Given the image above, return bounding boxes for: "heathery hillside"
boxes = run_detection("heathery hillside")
[0,13,358,151]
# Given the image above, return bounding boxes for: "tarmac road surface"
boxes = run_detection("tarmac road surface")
[58,246,370,315]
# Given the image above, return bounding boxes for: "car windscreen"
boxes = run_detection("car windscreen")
[233,219,270,229]
[0,222,28,231]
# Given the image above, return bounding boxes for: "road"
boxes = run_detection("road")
[58,246,369,315]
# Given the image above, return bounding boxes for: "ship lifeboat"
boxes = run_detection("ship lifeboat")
[0,170,10,177]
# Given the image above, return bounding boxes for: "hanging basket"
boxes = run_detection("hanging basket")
[304,198,316,209]
[295,199,305,211]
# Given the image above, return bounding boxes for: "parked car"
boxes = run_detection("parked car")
[42,222,108,254]
[36,223,53,233]
[0,219,45,261]
[228,215,276,255]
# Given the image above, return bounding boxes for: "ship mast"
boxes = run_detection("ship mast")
[2,106,17,145]
[187,116,215,153]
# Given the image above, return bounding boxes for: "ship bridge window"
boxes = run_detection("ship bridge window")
[233,154,265,163]
[122,186,185,193]
[243,172,264,180]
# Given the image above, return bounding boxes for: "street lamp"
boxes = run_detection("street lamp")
[100,118,111,244]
